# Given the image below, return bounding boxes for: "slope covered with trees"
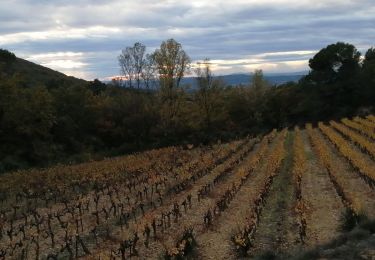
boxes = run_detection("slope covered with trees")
[0,41,374,172]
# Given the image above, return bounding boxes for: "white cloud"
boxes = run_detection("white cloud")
[205,50,313,74]
[23,51,89,77]
[41,60,87,70]
[27,52,84,59]
[257,50,317,57]
[0,26,121,45]
[243,60,308,73]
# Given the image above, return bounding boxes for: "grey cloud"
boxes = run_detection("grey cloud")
[1,0,374,79]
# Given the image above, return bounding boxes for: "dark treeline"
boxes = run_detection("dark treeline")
[0,40,374,172]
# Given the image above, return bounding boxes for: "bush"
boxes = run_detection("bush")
[339,209,358,232]
[232,232,251,257]
[255,250,277,260]
[359,219,375,234]
[164,227,196,260]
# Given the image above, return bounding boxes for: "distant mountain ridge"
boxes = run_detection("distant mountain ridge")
[181,72,307,88]
[4,54,305,88]
[106,72,307,88]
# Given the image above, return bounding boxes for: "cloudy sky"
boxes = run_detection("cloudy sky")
[0,0,374,80]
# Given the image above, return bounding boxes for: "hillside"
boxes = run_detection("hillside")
[1,43,374,176]
[1,55,87,87]
[1,0,375,259]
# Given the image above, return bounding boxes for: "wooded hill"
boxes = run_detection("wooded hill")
[0,41,374,172]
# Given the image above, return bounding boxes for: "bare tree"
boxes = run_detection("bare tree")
[153,39,191,124]
[118,42,146,88]
[141,54,157,89]
[153,38,190,93]
[247,69,270,125]
[118,49,134,88]
[132,43,146,88]
[251,69,269,93]
[195,59,223,129]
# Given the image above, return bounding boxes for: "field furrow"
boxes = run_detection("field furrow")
[248,130,299,257]
[193,130,286,260]
[80,136,264,258]
[302,128,345,246]
[312,128,375,218]
[1,115,375,259]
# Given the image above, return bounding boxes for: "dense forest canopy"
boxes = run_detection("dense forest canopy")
[0,41,374,172]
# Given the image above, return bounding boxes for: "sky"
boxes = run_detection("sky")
[0,0,374,80]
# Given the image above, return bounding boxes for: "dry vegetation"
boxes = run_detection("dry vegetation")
[1,116,375,259]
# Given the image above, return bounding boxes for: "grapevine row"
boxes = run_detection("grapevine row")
[0,141,247,259]
[231,129,287,255]
[354,116,375,130]
[292,127,307,243]
[78,139,255,258]
[307,124,364,215]
[341,118,375,140]
[366,115,375,124]
[330,121,375,159]
[163,130,279,258]
[318,122,375,185]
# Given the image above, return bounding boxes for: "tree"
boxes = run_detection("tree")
[0,49,16,76]
[360,47,375,106]
[195,59,223,129]
[141,54,157,89]
[251,69,269,95]
[306,42,361,84]
[365,47,375,60]
[153,39,190,92]
[153,39,191,127]
[0,49,16,65]
[363,47,375,70]
[51,85,97,154]
[94,88,158,150]
[0,79,56,169]
[247,70,270,126]
[88,79,107,95]
[118,42,146,88]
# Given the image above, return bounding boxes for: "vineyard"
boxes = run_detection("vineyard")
[1,116,375,259]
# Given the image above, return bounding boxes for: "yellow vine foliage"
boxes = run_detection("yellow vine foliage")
[341,118,375,140]
[318,122,375,182]
[330,121,375,159]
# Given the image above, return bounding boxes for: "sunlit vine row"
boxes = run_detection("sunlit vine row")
[163,131,277,257]
[318,122,375,184]
[367,115,375,124]
[196,138,260,202]
[130,138,260,258]
[330,121,375,159]
[341,118,375,140]
[354,116,375,130]
[308,123,366,215]
[62,139,249,259]
[231,129,287,255]
[292,127,307,243]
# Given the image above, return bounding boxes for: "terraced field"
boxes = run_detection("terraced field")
[1,115,375,259]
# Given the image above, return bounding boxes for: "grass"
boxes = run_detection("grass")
[247,131,296,257]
